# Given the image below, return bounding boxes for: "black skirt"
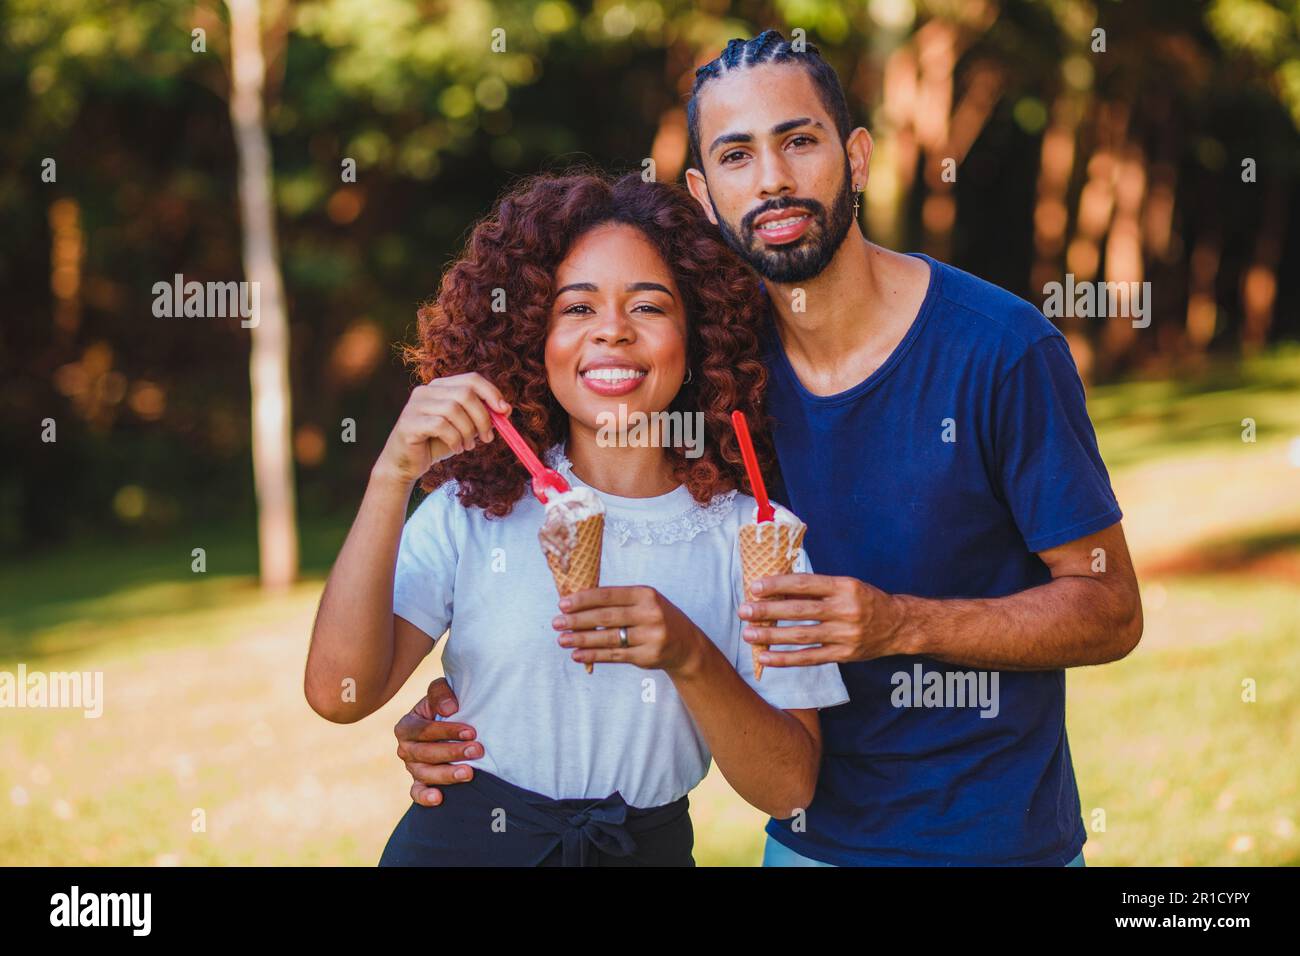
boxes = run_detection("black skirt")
[379,768,694,867]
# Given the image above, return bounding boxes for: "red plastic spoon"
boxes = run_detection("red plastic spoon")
[489,409,570,504]
[730,410,774,523]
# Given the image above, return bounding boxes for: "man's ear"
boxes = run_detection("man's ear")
[684,168,718,225]
[845,127,873,193]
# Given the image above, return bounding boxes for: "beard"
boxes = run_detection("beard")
[712,160,857,284]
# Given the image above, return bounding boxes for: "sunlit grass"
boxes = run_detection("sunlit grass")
[1070,576,1299,866]
[1088,345,1300,470]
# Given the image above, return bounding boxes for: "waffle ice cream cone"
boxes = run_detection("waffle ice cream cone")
[538,487,605,673]
[544,513,605,596]
[739,511,807,681]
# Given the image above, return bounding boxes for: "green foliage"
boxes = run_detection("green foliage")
[1209,0,1300,127]
[3,0,1299,553]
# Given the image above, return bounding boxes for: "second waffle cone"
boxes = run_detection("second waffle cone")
[738,522,806,681]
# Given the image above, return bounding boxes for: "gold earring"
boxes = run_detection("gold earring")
[853,184,861,217]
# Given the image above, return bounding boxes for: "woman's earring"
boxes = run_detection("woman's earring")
[852,184,861,218]
[683,367,693,385]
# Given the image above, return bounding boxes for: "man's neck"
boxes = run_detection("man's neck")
[765,230,930,395]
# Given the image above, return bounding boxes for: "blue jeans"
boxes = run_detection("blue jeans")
[762,834,1087,867]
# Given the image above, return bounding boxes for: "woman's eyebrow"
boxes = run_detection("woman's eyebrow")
[555,281,674,298]
[626,282,674,298]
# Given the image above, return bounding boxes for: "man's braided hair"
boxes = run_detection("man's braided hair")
[686,30,855,170]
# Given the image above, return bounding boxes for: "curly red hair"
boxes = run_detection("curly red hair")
[404,170,775,517]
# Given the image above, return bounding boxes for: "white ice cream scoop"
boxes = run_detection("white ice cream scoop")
[751,502,802,527]
[538,486,604,566]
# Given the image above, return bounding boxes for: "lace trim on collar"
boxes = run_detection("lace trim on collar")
[543,445,737,546]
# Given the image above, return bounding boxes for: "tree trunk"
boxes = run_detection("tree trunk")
[226,0,298,590]
[1097,141,1147,376]
[1240,181,1287,353]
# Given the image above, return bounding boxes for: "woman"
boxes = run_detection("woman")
[304,170,847,866]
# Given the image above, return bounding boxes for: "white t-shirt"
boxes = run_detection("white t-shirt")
[392,445,849,808]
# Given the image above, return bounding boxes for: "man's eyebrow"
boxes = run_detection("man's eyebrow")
[555,282,598,295]
[771,117,822,135]
[708,131,753,155]
[627,282,674,298]
[708,118,824,155]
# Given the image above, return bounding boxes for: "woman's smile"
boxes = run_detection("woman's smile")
[579,360,650,396]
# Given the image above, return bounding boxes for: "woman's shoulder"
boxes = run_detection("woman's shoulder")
[408,480,500,529]
[412,480,540,525]
[411,478,460,510]
[700,490,759,547]
[405,481,462,535]
[727,490,757,524]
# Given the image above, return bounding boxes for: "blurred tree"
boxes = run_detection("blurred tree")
[227,0,298,589]
[1206,0,1300,353]
[2,0,1297,554]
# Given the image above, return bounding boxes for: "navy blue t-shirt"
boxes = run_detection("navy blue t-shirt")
[762,254,1122,866]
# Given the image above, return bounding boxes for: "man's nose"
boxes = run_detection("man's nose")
[757,146,796,199]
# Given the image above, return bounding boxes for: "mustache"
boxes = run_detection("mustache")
[741,197,827,234]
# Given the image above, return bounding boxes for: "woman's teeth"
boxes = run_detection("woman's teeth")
[757,215,808,232]
[581,368,647,382]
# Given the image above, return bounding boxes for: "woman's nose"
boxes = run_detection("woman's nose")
[591,311,635,345]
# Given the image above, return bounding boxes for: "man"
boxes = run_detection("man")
[393,31,1142,866]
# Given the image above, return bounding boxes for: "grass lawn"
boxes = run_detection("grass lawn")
[1,348,1297,866]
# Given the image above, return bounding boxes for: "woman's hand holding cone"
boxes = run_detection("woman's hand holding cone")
[552,586,706,675]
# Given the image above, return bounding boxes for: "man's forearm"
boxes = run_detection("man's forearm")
[889,574,1142,671]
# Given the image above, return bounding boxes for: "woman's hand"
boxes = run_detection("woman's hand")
[552,586,707,675]
[374,373,510,485]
